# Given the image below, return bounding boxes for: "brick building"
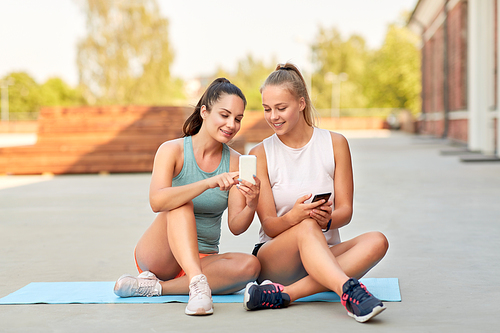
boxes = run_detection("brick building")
[408,0,500,157]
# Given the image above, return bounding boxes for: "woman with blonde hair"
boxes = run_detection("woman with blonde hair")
[243,64,389,323]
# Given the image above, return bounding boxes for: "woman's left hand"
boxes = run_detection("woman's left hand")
[237,176,261,210]
[310,200,333,229]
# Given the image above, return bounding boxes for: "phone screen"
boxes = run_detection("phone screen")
[311,192,331,203]
[239,155,256,185]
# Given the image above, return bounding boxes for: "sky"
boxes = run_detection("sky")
[0,0,418,87]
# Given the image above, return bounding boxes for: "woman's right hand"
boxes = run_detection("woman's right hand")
[206,171,239,191]
[287,194,327,225]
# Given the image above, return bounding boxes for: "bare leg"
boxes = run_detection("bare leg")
[136,201,206,282]
[257,218,388,301]
[165,201,203,281]
[282,231,389,300]
[135,202,260,295]
[257,218,348,296]
[135,211,184,281]
[159,253,260,295]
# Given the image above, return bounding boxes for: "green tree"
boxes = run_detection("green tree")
[76,0,184,105]
[364,23,421,114]
[311,27,370,112]
[3,72,42,118]
[40,77,86,106]
[2,72,86,119]
[310,16,421,116]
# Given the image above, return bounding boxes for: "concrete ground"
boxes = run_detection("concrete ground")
[1,131,499,332]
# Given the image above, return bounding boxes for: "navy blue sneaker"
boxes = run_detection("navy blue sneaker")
[341,278,386,322]
[243,280,291,310]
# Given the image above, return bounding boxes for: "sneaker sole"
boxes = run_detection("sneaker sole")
[185,306,214,316]
[242,282,257,311]
[349,304,386,323]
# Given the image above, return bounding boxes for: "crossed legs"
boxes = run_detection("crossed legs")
[256,218,388,301]
[135,202,260,295]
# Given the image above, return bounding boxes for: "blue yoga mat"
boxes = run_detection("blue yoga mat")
[0,278,400,305]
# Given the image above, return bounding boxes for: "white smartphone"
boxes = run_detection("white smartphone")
[239,155,256,185]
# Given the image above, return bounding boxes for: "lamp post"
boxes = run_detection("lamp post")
[1,77,14,122]
[325,72,348,118]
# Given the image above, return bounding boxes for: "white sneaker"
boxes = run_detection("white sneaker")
[185,274,213,315]
[114,271,162,297]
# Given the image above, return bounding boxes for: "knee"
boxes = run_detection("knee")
[238,255,261,281]
[367,231,389,259]
[294,218,322,235]
[175,200,194,212]
[165,201,194,218]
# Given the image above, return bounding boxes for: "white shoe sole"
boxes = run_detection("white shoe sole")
[185,305,214,316]
[348,304,386,323]
[242,282,257,311]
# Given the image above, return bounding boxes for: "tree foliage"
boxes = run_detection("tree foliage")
[311,27,370,110]
[1,72,85,118]
[364,23,421,114]
[76,0,183,105]
[40,77,86,107]
[4,72,42,116]
[310,17,421,115]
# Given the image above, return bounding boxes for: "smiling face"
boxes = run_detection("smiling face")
[201,93,245,143]
[261,84,306,136]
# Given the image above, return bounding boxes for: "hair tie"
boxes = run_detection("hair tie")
[279,66,291,71]
[216,77,230,84]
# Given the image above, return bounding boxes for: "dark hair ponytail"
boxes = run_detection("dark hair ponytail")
[183,78,247,136]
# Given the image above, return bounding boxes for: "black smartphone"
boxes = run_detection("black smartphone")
[311,192,331,203]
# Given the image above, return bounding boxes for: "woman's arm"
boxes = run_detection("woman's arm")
[149,140,237,213]
[328,132,354,229]
[227,149,261,235]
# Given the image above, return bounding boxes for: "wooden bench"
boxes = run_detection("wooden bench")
[0,106,191,175]
[0,103,397,176]
[0,106,276,175]
[0,105,393,175]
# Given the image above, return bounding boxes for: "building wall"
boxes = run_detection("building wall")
[420,0,468,141]
[448,1,468,111]
[495,0,498,109]
[414,0,499,154]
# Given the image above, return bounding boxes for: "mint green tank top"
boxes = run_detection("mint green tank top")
[172,136,230,253]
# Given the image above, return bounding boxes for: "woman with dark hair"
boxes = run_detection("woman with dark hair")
[114,78,261,316]
[243,64,389,323]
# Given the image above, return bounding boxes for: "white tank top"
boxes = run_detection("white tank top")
[260,127,341,245]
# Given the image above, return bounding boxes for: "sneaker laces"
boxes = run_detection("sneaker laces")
[190,275,211,298]
[343,282,371,304]
[259,286,284,308]
[136,278,159,296]
[135,272,160,296]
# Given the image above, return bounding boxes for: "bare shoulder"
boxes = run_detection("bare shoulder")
[329,131,350,151]
[328,131,352,167]
[151,138,184,177]
[156,138,184,157]
[249,142,265,158]
[249,143,268,174]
